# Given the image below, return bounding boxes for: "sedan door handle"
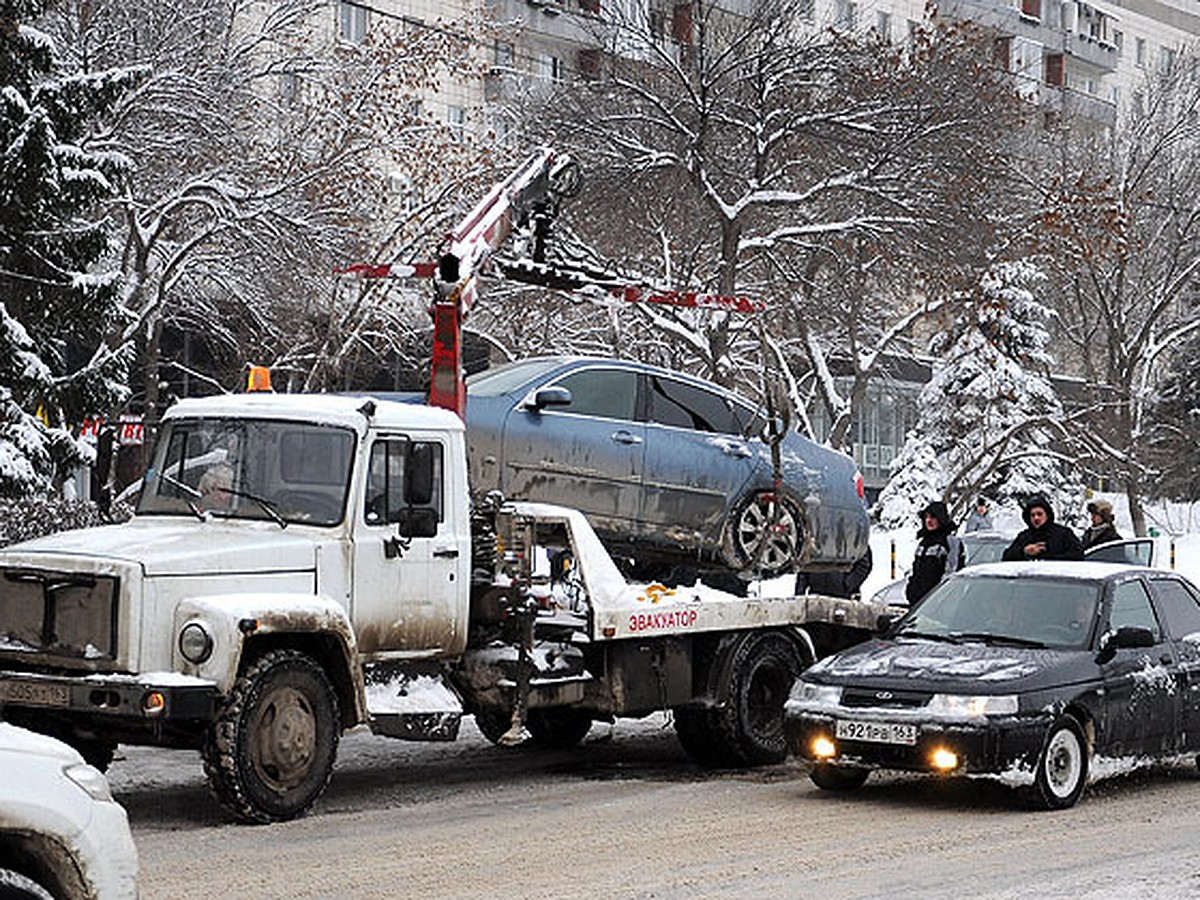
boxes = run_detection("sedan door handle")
[611,430,643,445]
[722,443,752,458]
[433,548,460,559]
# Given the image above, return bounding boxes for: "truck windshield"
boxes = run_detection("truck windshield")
[137,418,356,526]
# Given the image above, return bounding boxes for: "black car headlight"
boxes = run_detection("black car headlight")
[790,681,842,706]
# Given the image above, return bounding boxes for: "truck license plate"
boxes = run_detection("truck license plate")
[0,679,70,708]
[835,719,917,746]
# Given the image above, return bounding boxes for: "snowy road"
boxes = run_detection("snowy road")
[111,716,1200,899]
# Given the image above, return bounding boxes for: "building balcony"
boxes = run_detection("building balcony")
[1063,31,1118,71]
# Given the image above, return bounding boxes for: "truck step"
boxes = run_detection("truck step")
[365,665,463,742]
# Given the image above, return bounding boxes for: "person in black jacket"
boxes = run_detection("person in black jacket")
[905,501,964,605]
[1080,499,1122,551]
[1002,494,1084,562]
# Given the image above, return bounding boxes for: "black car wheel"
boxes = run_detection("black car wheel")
[809,763,870,791]
[473,709,514,745]
[1027,715,1088,810]
[722,490,804,577]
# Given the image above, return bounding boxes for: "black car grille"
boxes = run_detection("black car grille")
[841,687,932,709]
[0,568,119,661]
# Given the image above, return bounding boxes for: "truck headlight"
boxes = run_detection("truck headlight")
[179,622,213,664]
[789,681,842,706]
[927,693,1018,717]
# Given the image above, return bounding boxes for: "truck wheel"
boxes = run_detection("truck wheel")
[721,490,803,577]
[1024,715,1088,810]
[810,763,870,791]
[202,650,339,824]
[0,869,54,900]
[73,736,117,772]
[526,709,592,748]
[677,632,804,768]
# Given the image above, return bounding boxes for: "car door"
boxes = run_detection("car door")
[498,365,645,535]
[1146,575,1200,751]
[1097,577,1180,756]
[1084,538,1156,567]
[352,435,469,659]
[640,373,761,545]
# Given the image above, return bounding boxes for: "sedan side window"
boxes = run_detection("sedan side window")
[553,370,637,421]
[1109,579,1162,641]
[1149,577,1200,641]
[647,376,741,434]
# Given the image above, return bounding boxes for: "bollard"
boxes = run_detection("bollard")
[1171,539,1176,570]
[890,539,896,579]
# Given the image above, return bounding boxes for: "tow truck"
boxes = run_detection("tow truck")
[0,152,882,823]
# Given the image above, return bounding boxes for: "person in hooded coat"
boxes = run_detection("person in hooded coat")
[1080,499,1122,551]
[1002,494,1084,562]
[905,501,965,605]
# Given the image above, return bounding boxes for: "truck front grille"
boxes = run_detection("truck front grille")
[0,568,119,661]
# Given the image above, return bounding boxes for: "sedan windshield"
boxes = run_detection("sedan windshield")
[138,418,355,526]
[896,575,1101,650]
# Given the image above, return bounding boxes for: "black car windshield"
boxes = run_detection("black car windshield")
[467,359,565,397]
[137,418,355,526]
[897,575,1101,650]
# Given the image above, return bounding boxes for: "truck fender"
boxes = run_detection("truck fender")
[705,628,814,707]
[173,593,364,726]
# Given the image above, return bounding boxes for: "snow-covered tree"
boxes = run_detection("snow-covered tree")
[0,0,138,496]
[518,2,1025,437]
[878,261,1080,528]
[1036,56,1200,535]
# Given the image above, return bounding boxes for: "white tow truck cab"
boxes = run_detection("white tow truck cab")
[0,394,881,823]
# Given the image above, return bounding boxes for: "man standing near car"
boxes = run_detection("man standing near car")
[1002,494,1084,561]
[1080,499,1122,550]
[906,501,964,605]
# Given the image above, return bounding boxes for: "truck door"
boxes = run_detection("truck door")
[352,435,468,659]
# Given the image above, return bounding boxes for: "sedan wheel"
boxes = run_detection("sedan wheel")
[1027,715,1088,810]
[723,491,803,577]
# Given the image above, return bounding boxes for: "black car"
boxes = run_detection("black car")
[785,561,1200,809]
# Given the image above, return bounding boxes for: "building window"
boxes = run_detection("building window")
[1020,0,1040,21]
[339,2,368,43]
[279,73,298,102]
[578,0,601,13]
[446,105,466,137]
[1159,47,1176,74]
[835,0,857,29]
[875,11,891,40]
[797,0,815,22]
[1135,38,1145,67]
[494,40,514,69]
[537,53,563,81]
[1114,29,1123,52]
[1045,52,1064,86]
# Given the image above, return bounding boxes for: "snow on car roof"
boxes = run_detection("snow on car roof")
[962,560,1161,581]
[166,393,464,433]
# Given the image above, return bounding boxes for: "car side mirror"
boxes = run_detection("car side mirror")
[527,386,571,411]
[405,442,434,506]
[1097,624,1156,662]
[876,613,897,634]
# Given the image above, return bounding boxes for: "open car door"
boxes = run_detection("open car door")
[1084,538,1156,567]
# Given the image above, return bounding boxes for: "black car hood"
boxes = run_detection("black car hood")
[807,638,1098,693]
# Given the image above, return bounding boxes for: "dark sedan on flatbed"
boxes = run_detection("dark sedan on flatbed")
[785,562,1200,808]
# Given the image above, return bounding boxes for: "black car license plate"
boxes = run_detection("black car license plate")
[835,718,917,745]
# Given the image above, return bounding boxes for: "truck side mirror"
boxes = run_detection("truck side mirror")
[526,386,571,411]
[396,508,438,538]
[405,443,434,506]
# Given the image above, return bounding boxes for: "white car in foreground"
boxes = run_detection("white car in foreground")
[0,723,137,899]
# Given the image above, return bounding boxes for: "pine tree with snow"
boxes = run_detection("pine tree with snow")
[0,1,139,496]
[879,261,1080,527]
